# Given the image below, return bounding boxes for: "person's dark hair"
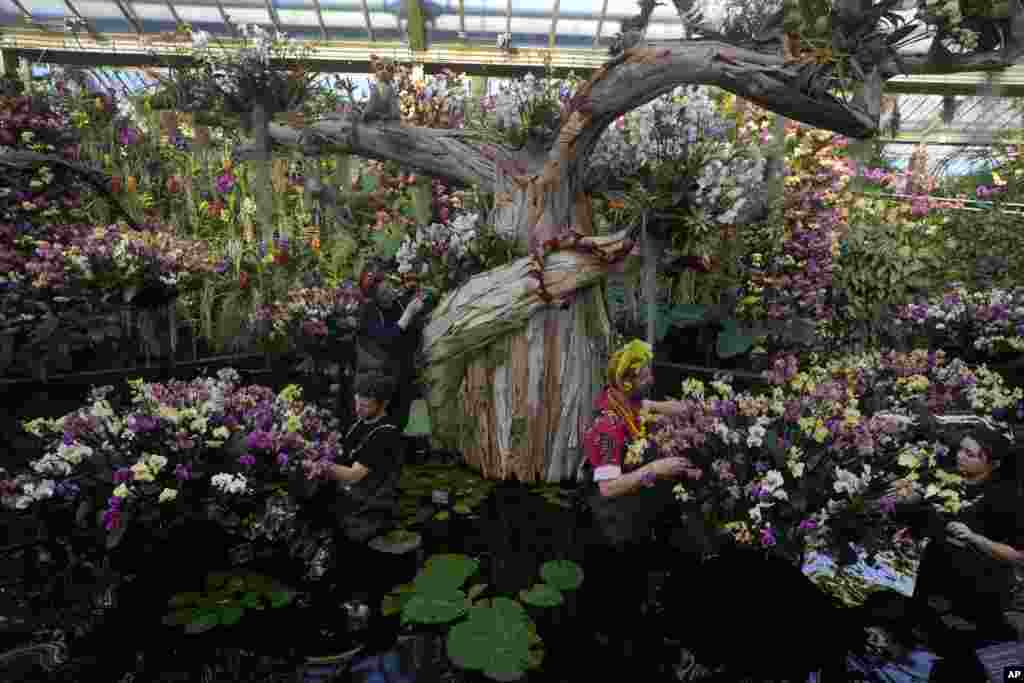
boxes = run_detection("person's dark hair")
[354,373,396,403]
[948,423,1022,493]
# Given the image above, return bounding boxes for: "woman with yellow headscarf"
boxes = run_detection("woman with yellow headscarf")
[578,339,709,677]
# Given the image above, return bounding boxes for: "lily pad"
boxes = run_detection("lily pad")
[402,589,469,625]
[414,554,479,593]
[539,560,584,592]
[446,598,531,680]
[269,590,294,609]
[519,583,563,608]
[219,605,245,626]
[184,610,219,634]
[163,608,199,626]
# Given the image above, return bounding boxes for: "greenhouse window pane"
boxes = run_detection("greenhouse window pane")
[131,2,178,22]
[320,9,369,29]
[215,6,272,26]
[509,17,550,34]
[73,1,134,20]
[275,8,321,27]
[435,14,460,31]
[463,14,506,32]
[274,0,315,8]
[0,0,23,18]
[317,0,371,9]
[462,0,505,17]
[367,11,396,28]
[604,0,642,20]
[173,5,233,26]
[557,18,598,37]
[18,0,65,18]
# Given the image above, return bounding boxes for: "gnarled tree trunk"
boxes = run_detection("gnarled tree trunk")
[254,26,1024,481]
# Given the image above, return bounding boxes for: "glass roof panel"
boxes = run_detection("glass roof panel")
[0,0,24,20]
[275,8,321,29]
[172,5,232,28]
[218,5,273,27]
[18,0,65,18]
[131,3,178,23]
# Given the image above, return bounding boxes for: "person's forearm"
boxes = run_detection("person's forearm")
[969,533,1024,565]
[642,399,679,416]
[327,463,364,483]
[598,465,653,498]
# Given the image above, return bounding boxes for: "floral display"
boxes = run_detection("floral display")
[1,370,341,546]
[252,280,365,345]
[651,349,1022,565]
[893,285,1024,357]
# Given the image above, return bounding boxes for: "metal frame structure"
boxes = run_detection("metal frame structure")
[0,0,1020,96]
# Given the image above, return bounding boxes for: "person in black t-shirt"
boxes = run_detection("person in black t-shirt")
[304,373,406,630]
[887,422,1024,680]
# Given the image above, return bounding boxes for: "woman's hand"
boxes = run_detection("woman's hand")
[945,521,975,548]
[648,457,691,480]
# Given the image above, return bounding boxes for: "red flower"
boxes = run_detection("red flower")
[111,176,122,193]
[239,271,249,289]
[274,251,289,266]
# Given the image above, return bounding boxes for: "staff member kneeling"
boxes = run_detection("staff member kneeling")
[305,373,405,631]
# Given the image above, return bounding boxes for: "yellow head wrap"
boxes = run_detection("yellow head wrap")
[608,339,653,390]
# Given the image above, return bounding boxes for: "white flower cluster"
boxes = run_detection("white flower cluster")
[30,442,94,477]
[745,416,772,449]
[832,464,873,496]
[692,148,766,224]
[211,472,250,495]
[395,211,480,275]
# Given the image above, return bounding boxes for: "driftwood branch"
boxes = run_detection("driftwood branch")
[421,228,635,367]
[244,116,505,191]
[0,151,141,230]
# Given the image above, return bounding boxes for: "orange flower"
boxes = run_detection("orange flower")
[126,176,138,193]
[222,159,233,173]
[607,199,626,210]
[310,237,321,250]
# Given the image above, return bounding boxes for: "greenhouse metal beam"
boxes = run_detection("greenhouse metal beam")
[458,0,465,36]
[112,0,144,36]
[7,0,33,20]
[0,33,603,74]
[593,0,609,46]
[549,0,560,49]
[310,0,328,41]
[163,0,183,26]
[264,0,283,35]
[505,0,511,36]
[885,65,1024,96]
[3,27,1024,94]
[214,0,240,37]
[359,0,374,41]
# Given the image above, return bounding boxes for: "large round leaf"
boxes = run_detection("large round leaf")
[413,554,479,593]
[163,608,199,626]
[519,584,563,608]
[401,589,469,625]
[446,598,531,681]
[184,610,220,634]
[539,560,584,592]
[219,605,245,626]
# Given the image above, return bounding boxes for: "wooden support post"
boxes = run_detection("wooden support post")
[251,103,275,242]
[404,0,427,51]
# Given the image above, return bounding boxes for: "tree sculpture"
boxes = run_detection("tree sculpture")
[254,0,1024,482]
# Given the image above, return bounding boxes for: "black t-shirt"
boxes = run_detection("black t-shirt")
[915,479,1024,621]
[333,417,405,532]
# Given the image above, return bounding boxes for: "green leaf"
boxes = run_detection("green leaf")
[402,589,469,625]
[539,560,584,592]
[219,605,245,626]
[184,610,220,634]
[240,592,261,609]
[519,583,563,608]
[433,511,450,521]
[446,598,531,680]
[467,583,489,601]
[269,590,294,609]
[453,503,472,515]
[414,554,479,593]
